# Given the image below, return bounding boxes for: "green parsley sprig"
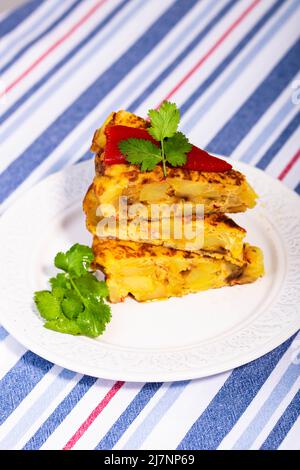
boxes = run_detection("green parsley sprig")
[119,101,192,176]
[34,244,111,338]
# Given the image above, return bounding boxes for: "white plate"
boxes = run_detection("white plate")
[0,160,299,382]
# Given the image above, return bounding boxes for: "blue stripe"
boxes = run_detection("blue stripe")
[0,0,81,75]
[295,182,300,194]
[0,326,8,341]
[206,38,300,156]
[0,0,198,204]
[0,0,42,39]
[182,0,300,136]
[0,0,61,63]
[95,383,162,450]
[0,0,138,132]
[128,0,237,111]
[122,381,189,450]
[0,368,76,450]
[240,98,294,163]
[256,110,300,170]
[23,375,97,450]
[0,351,53,426]
[180,0,286,116]
[260,388,300,450]
[78,150,93,163]
[177,337,294,450]
[233,361,300,449]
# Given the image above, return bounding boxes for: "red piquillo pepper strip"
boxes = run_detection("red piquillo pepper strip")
[104,125,232,172]
[182,145,232,171]
[104,126,158,164]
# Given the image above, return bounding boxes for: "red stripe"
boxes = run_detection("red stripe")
[63,380,125,450]
[278,148,300,180]
[1,0,108,97]
[159,0,261,105]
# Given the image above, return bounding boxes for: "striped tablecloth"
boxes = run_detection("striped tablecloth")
[0,0,299,451]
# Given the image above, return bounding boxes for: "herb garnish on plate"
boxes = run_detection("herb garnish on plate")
[34,244,111,338]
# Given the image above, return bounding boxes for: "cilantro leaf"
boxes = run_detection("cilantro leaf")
[50,273,70,290]
[54,244,93,277]
[45,318,81,336]
[118,101,191,176]
[34,244,112,338]
[61,291,84,319]
[77,300,111,338]
[52,287,66,302]
[119,138,161,172]
[148,101,180,141]
[34,291,61,320]
[53,252,69,273]
[164,132,192,167]
[74,273,109,301]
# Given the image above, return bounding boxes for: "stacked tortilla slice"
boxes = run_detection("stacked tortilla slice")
[83,111,264,302]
